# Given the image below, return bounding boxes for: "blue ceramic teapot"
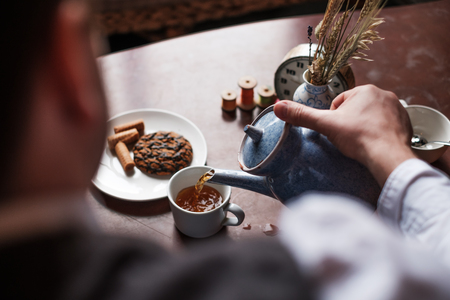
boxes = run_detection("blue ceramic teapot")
[209,105,380,207]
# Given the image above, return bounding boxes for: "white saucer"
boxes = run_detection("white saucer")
[92,109,207,201]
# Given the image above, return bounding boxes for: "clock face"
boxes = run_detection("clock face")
[274,57,349,101]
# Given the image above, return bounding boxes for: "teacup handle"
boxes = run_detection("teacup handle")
[222,203,245,226]
[399,99,408,107]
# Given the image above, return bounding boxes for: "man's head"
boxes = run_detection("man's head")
[0,0,108,199]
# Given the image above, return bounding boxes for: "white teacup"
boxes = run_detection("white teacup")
[401,100,450,163]
[167,166,245,238]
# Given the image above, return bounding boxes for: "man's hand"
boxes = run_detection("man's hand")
[274,85,417,186]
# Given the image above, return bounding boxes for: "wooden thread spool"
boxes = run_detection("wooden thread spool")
[221,89,237,112]
[256,85,276,108]
[237,76,257,111]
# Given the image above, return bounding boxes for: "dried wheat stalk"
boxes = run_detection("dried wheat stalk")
[309,0,386,85]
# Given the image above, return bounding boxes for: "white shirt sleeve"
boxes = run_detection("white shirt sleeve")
[279,158,450,300]
[378,158,450,265]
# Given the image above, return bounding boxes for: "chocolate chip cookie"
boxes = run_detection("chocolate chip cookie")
[133,131,193,176]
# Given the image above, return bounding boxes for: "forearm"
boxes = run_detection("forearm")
[279,192,450,300]
[363,143,417,187]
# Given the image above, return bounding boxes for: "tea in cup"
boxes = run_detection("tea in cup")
[167,166,245,238]
[176,184,223,212]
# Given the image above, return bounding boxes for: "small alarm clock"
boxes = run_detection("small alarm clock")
[274,43,355,100]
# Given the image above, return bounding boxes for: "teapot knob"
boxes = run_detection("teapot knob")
[244,125,264,143]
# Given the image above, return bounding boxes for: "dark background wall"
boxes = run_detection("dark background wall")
[103,0,437,53]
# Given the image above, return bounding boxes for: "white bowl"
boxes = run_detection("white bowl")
[402,102,450,163]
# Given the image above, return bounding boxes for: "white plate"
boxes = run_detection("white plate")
[92,109,207,201]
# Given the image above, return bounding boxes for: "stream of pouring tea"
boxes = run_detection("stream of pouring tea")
[194,169,215,197]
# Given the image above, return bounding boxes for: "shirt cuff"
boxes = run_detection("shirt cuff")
[377,158,435,231]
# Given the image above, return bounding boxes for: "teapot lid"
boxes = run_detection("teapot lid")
[238,105,290,174]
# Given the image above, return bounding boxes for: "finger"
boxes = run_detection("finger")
[329,88,356,110]
[273,101,332,134]
[330,93,345,110]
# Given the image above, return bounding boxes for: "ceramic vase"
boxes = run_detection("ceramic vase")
[293,70,336,109]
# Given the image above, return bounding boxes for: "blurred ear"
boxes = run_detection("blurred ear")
[49,0,107,126]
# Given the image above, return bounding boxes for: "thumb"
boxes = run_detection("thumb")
[273,100,332,134]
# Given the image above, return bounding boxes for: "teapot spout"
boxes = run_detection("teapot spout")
[209,169,274,198]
